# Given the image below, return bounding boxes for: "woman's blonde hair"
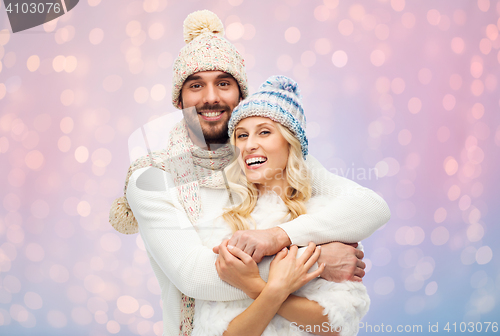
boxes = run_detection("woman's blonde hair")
[222,121,311,232]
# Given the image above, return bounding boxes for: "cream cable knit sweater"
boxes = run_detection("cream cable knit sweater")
[126,155,390,336]
[192,192,370,336]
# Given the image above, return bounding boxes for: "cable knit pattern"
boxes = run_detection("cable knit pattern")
[172,10,248,107]
[125,154,390,336]
[192,193,370,336]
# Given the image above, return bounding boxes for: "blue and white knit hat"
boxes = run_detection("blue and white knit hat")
[228,75,308,157]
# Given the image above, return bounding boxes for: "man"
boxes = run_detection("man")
[109,10,390,335]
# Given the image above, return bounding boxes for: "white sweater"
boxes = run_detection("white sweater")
[126,155,390,336]
[192,192,370,336]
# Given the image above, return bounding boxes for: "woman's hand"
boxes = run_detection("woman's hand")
[215,239,266,299]
[267,242,325,296]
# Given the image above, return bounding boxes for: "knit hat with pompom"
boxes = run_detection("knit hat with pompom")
[227,75,308,157]
[171,10,249,108]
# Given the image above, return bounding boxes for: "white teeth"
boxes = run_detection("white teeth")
[201,111,222,117]
[246,157,267,165]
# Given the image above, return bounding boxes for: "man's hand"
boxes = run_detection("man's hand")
[212,227,291,262]
[317,242,365,282]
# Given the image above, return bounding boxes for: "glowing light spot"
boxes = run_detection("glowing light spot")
[285,27,301,44]
[148,22,164,40]
[88,0,101,6]
[126,21,141,37]
[26,55,40,72]
[47,310,67,328]
[443,156,458,176]
[370,50,385,66]
[470,61,483,78]
[467,223,484,242]
[451,37,465,54]
[117,295,139,314]
[476,246,492,264]
[349,4,365,21]
[486,24,498,40]
[64,56,77,73]
[134,87,149,104]
[77,201,91,217]
[60,117,74,134]
[24,292,42,310]
[447,184,461,201]
[477,0,490,12]
[471,79,484,96]
[375,24,390,40]
[0,29,11,46]
[100,233,122,252]
[391,0,405,11]
[314,5,330,21]
[398,129,411,146]
[401,12,415,28]
[30,200,49,219]
[433,207,447,223]
[391,78,405,94]
[431,226,449,245]
[58,136,71,152]
[485,74,497,91]
[242,24,256,40]
[375,77,390,93]
[427,9,441,25]
[338,19,354,36]
[143,0,159,13]
[60,89,75,106]
[479,38,492,55]
[373,276,394,295]
[150,84,166,101]
[25,150,44,170]
[8,168,26,187]
[425,281,438,295]
[0,83,6,100]
[140,305,154,319]
[91,148,112,168]
[49,264,69,283]
[324,0,339,9]
[407,97,421,114]
[75,146,89,163]
[442,94,456,111]
[89,28,104,45]
[52,55,66,72]
[331,50,348,67]
[107,320,120,334]
[83,275,105,294]
[102,75,122,92]
[226,22,244,41]
[301,51,316,67]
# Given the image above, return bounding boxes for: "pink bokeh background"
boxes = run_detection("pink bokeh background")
[1,0,499,334]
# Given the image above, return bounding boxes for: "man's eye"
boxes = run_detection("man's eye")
[260,130,270,135]
[237,134,248,138]
[219,82,229,87]
[190,84,201,89]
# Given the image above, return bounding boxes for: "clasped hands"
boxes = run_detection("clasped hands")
[213,227,366,284]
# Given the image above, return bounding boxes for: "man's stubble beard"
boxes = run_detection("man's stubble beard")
[184,103,232,145]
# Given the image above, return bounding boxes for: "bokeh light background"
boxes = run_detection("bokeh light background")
[1,0,500,335]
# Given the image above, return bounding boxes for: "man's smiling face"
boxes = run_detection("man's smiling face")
[179,70,241,145]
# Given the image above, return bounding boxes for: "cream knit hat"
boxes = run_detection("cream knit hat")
[171,10,249,108]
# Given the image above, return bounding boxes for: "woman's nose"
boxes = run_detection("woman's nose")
[245,134,259,152]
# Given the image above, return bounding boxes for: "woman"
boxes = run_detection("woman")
[191,76,370,336]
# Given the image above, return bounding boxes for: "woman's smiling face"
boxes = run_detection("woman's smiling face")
[234,116,289,191]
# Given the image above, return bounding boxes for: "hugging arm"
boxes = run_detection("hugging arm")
[218,243,337,336]
[277,154,391,246]
[126,167,274,301]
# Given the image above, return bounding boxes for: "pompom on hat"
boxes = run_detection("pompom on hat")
[228,75,308,157]
[172,10,249,108]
